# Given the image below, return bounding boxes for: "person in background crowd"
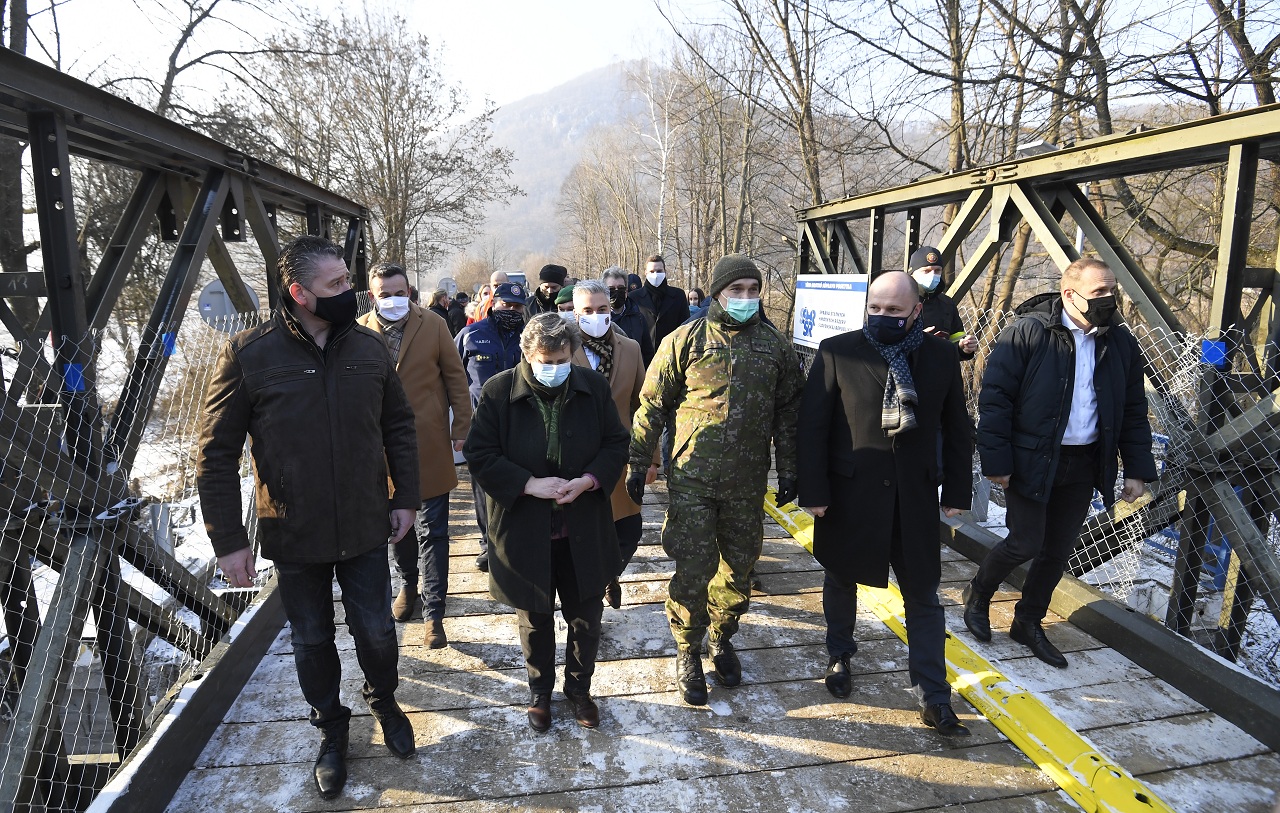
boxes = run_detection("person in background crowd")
[359,264,472,650]
[603,266,655,365]
[428,290,451,324]
[687,287,705,309]
[448,292,468,336]
[636,254,689,351]
[528,264,567,316]
[628,254,803,707]
[464,313,628,733]
[473,272,509,325]
[909,246,977,359]
[456,282,528,572]
[409,285,420,305]
[570,280,656,610]
[197,236,420,800]
[798,270,974,737]
[965,257,1156,668]
[555,285,577,320]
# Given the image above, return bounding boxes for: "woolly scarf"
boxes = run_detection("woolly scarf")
[864,317,925,436]
[581,330,615,378]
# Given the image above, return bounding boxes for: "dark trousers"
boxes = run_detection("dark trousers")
[822,501,949,707]
[615,512,643,573]
[471,477,490,558]
[275,546,399,731]
[972,443,1098,624]
[391,493,451,620]
[515,539,604,695]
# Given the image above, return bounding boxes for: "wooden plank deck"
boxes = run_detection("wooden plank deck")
[165,471,1280,812]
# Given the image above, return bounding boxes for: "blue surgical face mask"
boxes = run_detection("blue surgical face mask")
[722,296,760,323]
[530,361,571,388]
[912,270,941,293]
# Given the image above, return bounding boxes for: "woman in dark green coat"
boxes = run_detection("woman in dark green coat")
[463,313,629,734]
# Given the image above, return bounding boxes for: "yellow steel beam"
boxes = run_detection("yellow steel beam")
[763,489,1177,813]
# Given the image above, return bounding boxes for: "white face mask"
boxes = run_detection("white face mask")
[912,269,942,293]
[578,313,611,338]
[375,295,410,321]
[530,361,571,388]
[647,270,666,286]
[558,310,577,323]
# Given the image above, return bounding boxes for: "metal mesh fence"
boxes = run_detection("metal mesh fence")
[796,304,1280,686]
[0,308,271,810]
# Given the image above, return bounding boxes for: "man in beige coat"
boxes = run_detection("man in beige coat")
[360,263,472,648]
[570,280,657,609]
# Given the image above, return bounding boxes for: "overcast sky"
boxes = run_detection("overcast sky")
[41,0,704,111]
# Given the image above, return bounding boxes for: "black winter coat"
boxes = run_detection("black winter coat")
[447,301,467,336]
[464,363,629,613]
[977,294,1157,507]
[920,292,973,361]
[797,330,973,587]
[637,281,690,349]
[197,309,420,563]
[612,298,656,366]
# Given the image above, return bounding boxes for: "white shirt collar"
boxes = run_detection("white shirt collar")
[1060,306,1097,336]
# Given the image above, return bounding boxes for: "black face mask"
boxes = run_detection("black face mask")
[305,287,357,327]
[864,313,914,345]
[491,308,525,332]
[1072,291,1117,327]
[609,288,627,310]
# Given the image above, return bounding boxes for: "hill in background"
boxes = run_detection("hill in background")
[479,61,642,259]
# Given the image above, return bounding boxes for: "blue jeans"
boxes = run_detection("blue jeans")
[275,546,399,731]
[391,493,451,620]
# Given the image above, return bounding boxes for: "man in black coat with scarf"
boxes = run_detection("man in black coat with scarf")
[798,271,974,736]
[964,257,1156,668]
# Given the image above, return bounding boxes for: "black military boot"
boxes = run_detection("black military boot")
[962,581,993,642]
[313,726,349,799]
[707,635,742,688]
[675,647,708,706]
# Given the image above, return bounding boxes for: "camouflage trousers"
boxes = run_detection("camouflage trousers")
[661,489,764,650]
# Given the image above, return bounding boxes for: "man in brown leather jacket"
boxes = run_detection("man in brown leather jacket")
[196,235,420,800]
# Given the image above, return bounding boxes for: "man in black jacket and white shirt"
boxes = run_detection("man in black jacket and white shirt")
[964,257,1157,668]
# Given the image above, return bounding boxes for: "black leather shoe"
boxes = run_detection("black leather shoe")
[527,692,552,732]
[313,729,348,799]
[675,648,708,706]
[824,654,852,699]
[605,578,622,610]
[921,703,971,736]
[565,691,600,729]
[962,582,992,642]
[1010,619,1068,668]
[708,636,742,687]
[391,587,419,622]
[370,699,416,759]
[475,554,489,573]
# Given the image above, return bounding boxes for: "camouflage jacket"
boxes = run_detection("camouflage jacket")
[630,301,803,498]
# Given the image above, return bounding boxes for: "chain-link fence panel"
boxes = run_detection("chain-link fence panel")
[0,308,272,810]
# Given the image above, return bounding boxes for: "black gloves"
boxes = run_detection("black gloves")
[626,470,646,506]
[775,477,798,507]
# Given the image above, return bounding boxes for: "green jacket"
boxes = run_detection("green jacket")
[629,301,803,498]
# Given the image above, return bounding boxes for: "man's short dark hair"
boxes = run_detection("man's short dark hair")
[370,262,409,286]
[647,254,665,266]
[279,235,344,293]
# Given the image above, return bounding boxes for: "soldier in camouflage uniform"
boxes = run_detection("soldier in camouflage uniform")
[628,254,803,706]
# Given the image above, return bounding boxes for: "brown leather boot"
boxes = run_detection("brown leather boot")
[391,587,419,622]
[425,618,448,649]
